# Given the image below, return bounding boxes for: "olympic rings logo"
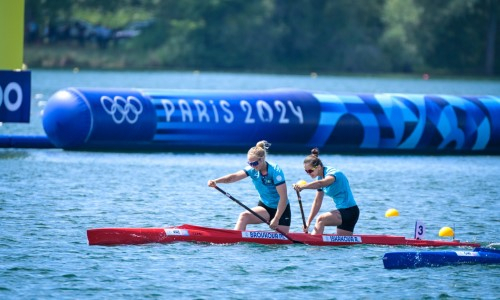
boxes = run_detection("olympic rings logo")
[100,95,143,124]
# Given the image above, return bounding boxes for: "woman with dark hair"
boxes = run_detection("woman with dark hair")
[208,140,291,233]
[293,148,359,235]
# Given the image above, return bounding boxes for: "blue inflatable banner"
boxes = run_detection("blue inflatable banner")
[42,88,500,154]
[0,70,31,123]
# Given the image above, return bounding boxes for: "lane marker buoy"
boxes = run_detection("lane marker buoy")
[385,208,399,218]
[439,226,455,237]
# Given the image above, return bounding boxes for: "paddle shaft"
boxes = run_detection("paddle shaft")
[295,189,307,229]
[213,185,302,244]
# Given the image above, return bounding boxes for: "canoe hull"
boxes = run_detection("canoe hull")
[87,224,480,247]
[383,247,500,269]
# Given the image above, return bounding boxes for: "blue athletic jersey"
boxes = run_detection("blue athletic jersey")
[244,161,287,208]
[317,166,357,209]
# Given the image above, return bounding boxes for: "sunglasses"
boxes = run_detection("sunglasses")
[305,165,318,174]
[247,158,261,167]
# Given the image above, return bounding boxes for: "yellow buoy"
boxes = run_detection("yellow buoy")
[296,180,307,186]
[385,208,399,218]
[439,226,455,237]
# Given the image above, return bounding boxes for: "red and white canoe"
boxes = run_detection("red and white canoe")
[87,224,481,247]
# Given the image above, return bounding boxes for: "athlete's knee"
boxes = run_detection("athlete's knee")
[237,211,247,221]
[238,211,253,222]
[316,214,328,224]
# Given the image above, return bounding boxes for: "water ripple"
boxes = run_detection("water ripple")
[1,150,499,299]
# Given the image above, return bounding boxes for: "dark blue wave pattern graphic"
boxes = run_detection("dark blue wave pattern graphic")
[309,93,499,152]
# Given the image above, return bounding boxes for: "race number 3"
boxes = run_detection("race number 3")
[414,220,425,240]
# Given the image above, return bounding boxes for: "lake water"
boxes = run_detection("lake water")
[1,70,499,299]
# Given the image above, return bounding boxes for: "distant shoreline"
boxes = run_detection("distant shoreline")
[23,44,499,80]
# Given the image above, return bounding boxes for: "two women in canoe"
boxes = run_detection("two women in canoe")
[207,140,291,233]
[293,148,359,236]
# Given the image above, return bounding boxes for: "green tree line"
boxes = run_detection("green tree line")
[25,0,499,75]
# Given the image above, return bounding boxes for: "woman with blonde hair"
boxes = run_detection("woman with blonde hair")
[208,140,291,233]
[293,148,359,235]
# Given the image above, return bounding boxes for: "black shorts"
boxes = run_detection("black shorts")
[258,201,291,226]
[338,205,360,232]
